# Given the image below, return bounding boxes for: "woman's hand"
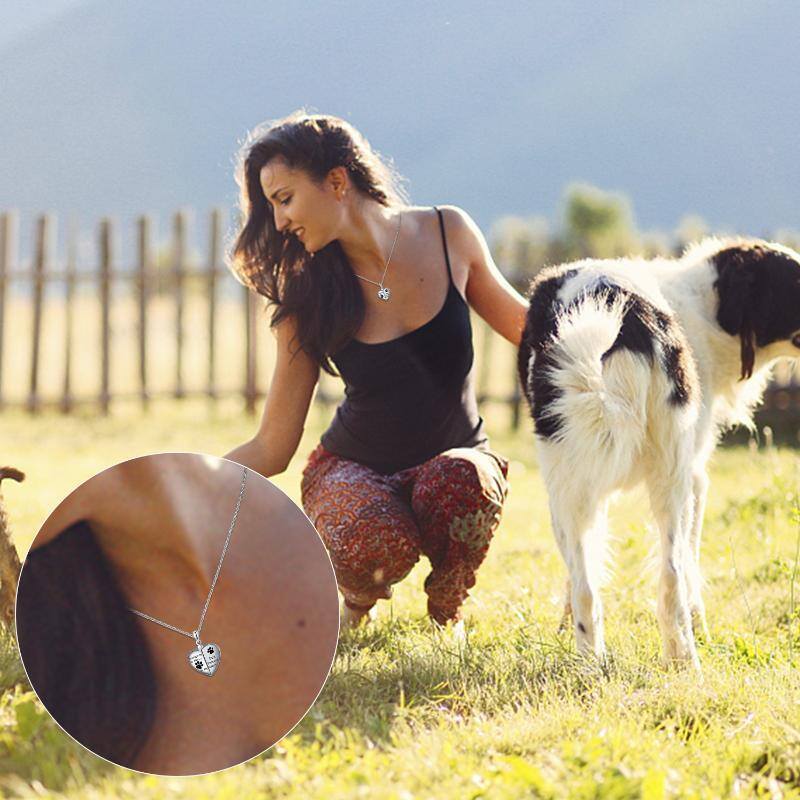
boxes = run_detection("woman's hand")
[439,206,528,346]
[225,315,320,477]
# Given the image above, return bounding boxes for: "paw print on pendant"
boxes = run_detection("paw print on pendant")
[377,286,390,301]
[188,642,221,676]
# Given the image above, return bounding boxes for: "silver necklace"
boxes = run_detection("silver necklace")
[352,211,402,301]
[127,466,248,677]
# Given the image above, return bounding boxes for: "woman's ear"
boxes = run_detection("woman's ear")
[326,166,349,200]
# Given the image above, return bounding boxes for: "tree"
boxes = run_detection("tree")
[489,215,550,286]
[560,183,638,259]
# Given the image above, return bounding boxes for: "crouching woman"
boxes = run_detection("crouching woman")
[226,111,528,627]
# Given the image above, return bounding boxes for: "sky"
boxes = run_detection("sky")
[0,1,87,51]
[1,0,797,258]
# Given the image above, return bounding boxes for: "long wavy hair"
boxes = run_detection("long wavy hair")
[16,520,157,767]
[229,110,409,374]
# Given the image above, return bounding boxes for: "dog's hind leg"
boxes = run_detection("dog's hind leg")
[550,497,609,659]
[646,458,700,670]
[686,467,710,640]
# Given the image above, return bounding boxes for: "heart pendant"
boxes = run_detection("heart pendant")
[188,641,221,676]
[377,286,390,301]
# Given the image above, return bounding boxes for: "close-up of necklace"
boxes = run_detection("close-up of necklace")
[127,466,249,677]
[352,211,402,301]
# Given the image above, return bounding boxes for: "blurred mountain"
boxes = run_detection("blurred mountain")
[1,0,798,239]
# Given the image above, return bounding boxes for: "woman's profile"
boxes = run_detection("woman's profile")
[226,110,529,628]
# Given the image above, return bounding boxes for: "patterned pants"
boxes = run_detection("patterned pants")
[300,443,509,624]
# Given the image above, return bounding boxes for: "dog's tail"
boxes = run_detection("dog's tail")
[0,468,24,485]
[542,293,651,459]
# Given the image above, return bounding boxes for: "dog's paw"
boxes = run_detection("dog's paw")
[661,639,702,675]
[690,607,709,644]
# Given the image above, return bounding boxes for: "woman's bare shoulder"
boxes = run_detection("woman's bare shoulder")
[433,205,481,235]
[397,204,477,245]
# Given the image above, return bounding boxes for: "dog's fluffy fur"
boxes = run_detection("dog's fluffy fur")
[518,239,800,668]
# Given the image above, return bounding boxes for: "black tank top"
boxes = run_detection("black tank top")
[319,206,488,474]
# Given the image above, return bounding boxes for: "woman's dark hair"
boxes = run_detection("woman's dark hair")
[230,110,408,373]
[15,520,157,767]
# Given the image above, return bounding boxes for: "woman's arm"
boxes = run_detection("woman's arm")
[225,315,320,477]
[440,205,529,346]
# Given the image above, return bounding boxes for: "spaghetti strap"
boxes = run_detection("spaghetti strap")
[433,206,454,285]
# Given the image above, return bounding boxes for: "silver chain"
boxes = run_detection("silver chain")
[128,466,249,641]
[352,211,402,289]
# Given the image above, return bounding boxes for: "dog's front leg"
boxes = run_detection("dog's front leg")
[557,577,572,633]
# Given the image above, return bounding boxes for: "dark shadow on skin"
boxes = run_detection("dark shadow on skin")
[16,520,157,767]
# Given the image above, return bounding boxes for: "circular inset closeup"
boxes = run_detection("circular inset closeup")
[14,453,339,776]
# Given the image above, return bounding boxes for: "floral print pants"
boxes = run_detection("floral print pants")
[300,443,509,624]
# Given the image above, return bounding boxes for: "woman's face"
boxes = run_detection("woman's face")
[259,158,343,254]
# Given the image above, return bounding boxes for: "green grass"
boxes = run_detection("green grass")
[1,403,799,798]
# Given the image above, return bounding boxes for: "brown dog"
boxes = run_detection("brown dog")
[0,466,24,627]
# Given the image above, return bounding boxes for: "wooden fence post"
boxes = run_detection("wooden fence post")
[137,216,152,410]
[173,211,186,399]
[0,211,18,412]
[99,218,112,415]
[60,217,77,413]
[28,214,52,414]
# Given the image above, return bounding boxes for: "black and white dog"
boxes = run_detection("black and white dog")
[518,239,800,668]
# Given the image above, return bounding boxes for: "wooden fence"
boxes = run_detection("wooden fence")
[0,209,265,414]
[0,209,797,434]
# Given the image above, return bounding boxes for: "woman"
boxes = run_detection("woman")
[226,111,528,628]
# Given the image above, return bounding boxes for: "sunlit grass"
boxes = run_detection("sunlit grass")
[1,404,799,798]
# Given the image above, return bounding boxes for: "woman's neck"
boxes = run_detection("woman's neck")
[336,200,404,280]
[84,456,246,609]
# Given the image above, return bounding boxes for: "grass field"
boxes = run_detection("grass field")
[1,402,799,798]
